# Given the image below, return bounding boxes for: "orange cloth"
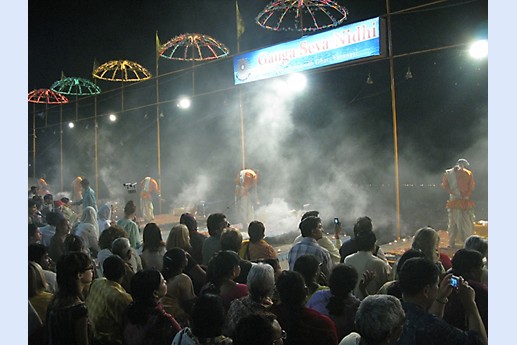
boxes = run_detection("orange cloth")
[235,169,258,197]
[140,177,159,199]
[442,167,475,209]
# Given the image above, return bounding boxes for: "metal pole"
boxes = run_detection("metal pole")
[60,105,63,191]
[239,89,246,170]
[32,103,36,179]
[94,95,99,199]
[386,0,401,240]
[156,55,162,215]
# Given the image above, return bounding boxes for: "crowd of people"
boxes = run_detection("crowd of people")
[28,181,488,345]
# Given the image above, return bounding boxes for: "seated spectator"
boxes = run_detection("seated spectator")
[112,237,139,293]
[443,249,488,333]
[29,243,57,294]
[202,213,228,265]
[377,249,425,298]
[339,216,387,263]
[221,227,252,284]
[200,250,249,312]
[288,216,333,279]
[117,200,141,250]
[97,203,112,234]
[343,231,391,300]
[395,257,487,345]
[46,252,94,345]
[293,211,341,264]
[140,223,167,270]
[307,264,360,341]
[411,226,448,273]
[123,269,181,345]
[161,248,197,327]
[171,293,232,345]
[29,199,45,227]
[40,211,64,247]
[48,216,71,263]
[271,270,338,345]
[339,294,405,345]
[233,312,285,345]
[464,235,488,286]
[166,223,207,294]
[28,261,53,324]
[224,263,276,337]
[239,220,277,261]
[180,213,206,265]
[63,234,90,256]
[73,206,100,257]
[86,255,133,345]
[60,197,79,226]
[29,224,42,245]
[293,254,328,301]
[96,225,128,276]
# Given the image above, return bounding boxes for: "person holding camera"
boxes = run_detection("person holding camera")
[394,257,487,345]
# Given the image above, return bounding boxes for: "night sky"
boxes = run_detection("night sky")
[27,0,488,240]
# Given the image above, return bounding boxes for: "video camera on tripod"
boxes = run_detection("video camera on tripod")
[123,182,137,194]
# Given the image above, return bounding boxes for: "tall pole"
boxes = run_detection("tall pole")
[32,103,36,179]
[239,89,246,170]
[94,93,99,199]
[59,105,63,191]
[386,0,401,240]
[156,52,162,215]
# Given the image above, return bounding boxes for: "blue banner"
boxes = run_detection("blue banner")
[234,17,384,85]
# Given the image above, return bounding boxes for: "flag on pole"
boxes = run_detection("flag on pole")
[156,31,162,58]
[236,1,245,40]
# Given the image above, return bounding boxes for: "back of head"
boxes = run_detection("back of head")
[80,206,98,224]
[103,255,126,282]
[166,224,191,251]
[97,204,111,221]
[112,237,131,259]
[356,230,377,252]
[328,264,358,298]
[233,312,278,345]
[247,263,275,299]
[46,211,65,227]
[142,222,164,252]
[354,295,405,344]
[464,235,488,257]
[248,220,266,243]
[353,216,373,237]
[123,200,136,217]
[451,249,484,281]
[206,250,241,284]
[396,249,426,278]
[56,252,92,297]
[301,210,319,221]
[64,234,87,254]
[299,216,321,237]
[180,213,197,232]
[80,178,90,188]
[28,243,47,263]
[220,227,243,252]
[129,269,161,303]
[162,248,187,279]
[206,213,226,236]
[399,257,439,297]
[276,270,307,307]
[293,254,320,283]
[99,225,128,250]
[190,294,226,338]
[411,226,439,262]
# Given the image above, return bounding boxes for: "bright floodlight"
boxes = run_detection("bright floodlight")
[288,73,307,92]
[469,40,488,59]
[177,97,191,109]
[109,114,117,122]
[68,122,75,128]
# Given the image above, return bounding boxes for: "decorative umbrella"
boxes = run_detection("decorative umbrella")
[92,60,152,112]
[159,33,230,61]
[28,89,69,179]
[50,76,101,191]
[256,0,348,32]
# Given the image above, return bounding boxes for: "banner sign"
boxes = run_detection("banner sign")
[233,17,385,85]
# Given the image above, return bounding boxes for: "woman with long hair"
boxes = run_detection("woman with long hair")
[140,223,167,270]
[46,252,95,345]
[123,269,181,345]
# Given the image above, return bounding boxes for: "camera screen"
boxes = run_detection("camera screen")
[450,277,459,288]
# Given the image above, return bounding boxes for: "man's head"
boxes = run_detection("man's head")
[353,216,373,237]
[30,186,38,194]
[220,227,243,253]
[206,213,228,237]
[301,210,319,221]
[43,194,53,204]
[356,230,377,252]
[354,295,406,345]
[399,257,440,308]
[248,220,266,243]
[299,216,323,239]
[456,158,470,168]
[452,248,484,282]
[80,178,90,188]
[112,237,132,261]
[103,255,127,283]
[28,243,52,270]
[180,213,198,232]
[45,211,65,227]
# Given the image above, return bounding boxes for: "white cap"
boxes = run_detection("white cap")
[457,158,470,167]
